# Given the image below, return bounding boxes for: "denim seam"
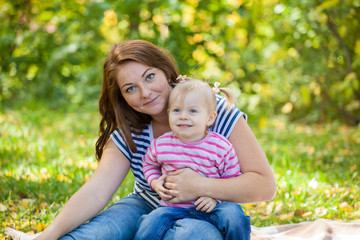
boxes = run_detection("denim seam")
[154,211,189,240]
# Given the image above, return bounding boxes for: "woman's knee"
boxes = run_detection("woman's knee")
[61,195,151,240]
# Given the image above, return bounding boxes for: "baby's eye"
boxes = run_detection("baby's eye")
[126,86,136,93]
[172,108,180,113]
[189,109,197,113]
[146,73,155,81]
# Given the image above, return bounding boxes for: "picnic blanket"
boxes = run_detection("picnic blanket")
[5,219,360,239]
[251,219,360,240]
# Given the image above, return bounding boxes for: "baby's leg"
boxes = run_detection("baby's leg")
[163,218,224,240]
[210,202,251,240]
[134,206,188,240]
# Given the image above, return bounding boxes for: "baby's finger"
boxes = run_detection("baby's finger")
[204,202,216,213]
[195,198,207,211]
[194,196,205,206]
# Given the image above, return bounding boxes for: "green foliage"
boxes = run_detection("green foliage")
[1,0,359,123]
[0,0,106,106]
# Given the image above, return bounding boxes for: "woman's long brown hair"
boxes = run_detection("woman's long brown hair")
[95,40,179,160]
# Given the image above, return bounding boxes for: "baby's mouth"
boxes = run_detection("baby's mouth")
[177,124,193,128]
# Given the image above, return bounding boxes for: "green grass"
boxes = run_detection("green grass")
[1,107,359,237]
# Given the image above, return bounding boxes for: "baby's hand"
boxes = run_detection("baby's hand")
[151,174,173,201]
[194,197,218,212]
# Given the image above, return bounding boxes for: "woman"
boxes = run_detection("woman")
[19,40,276,239]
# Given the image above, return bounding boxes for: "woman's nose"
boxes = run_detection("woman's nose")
[141,85,151,98]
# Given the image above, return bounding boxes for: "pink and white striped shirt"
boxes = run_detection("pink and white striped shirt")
[142,131,241,208]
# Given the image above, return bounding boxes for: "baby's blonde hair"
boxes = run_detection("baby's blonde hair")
[169,77,235,112]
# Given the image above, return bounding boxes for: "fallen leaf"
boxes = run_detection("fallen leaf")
[0,203,7,212]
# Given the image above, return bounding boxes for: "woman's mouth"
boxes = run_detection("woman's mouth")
[144,96,159,106]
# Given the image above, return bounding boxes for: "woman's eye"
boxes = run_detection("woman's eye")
[126,86,136,93]
[146,73,155,81]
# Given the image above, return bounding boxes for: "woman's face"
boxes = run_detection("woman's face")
[117,61,172,118]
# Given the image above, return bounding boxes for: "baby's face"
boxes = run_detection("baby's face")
[168,90,215,142]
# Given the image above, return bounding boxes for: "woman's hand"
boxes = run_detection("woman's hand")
[164,168,205,204]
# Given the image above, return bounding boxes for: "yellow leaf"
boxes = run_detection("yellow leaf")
[281,102,293,114]
[103,9,118,26]
[355,40,360,55]
[185,0,200,6]
[228,0,244,7]
[270,145,277,153]
[280,213,294,220]
[36,222,47,232]
[258,117,267,128]
[20,199,35,208]
[339,202,354,212]
[193,33,203,43]
[20,200,29,208]
[153,14,164,26]
[302,211,313,218]
[243,203,255,208]
[318,0,339,10]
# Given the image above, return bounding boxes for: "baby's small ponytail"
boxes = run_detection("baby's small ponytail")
[213,82,236,110]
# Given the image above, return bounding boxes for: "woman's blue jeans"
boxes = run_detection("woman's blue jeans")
[59,194,224,240]
[135,202,251,240]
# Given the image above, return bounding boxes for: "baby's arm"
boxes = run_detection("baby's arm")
[194,197,218,212]
[143,140,172,201]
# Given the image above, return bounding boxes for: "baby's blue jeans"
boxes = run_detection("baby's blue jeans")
[59,194,224,239]
[134,202,251,240]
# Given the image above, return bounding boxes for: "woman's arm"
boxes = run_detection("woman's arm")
[165,117,277,204]
[35,140,130,240]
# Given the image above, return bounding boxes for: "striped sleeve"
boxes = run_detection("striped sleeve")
[210,95,247,139]
[142,139,162,187]
[110,129,133,161]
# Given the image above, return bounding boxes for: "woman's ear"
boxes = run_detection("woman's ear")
[207,111,217,126]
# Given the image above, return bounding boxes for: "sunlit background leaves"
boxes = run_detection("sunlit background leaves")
[1,0,359,123]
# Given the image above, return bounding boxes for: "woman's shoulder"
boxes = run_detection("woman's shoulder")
[110,125,152,153]
[211,95,246,138]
